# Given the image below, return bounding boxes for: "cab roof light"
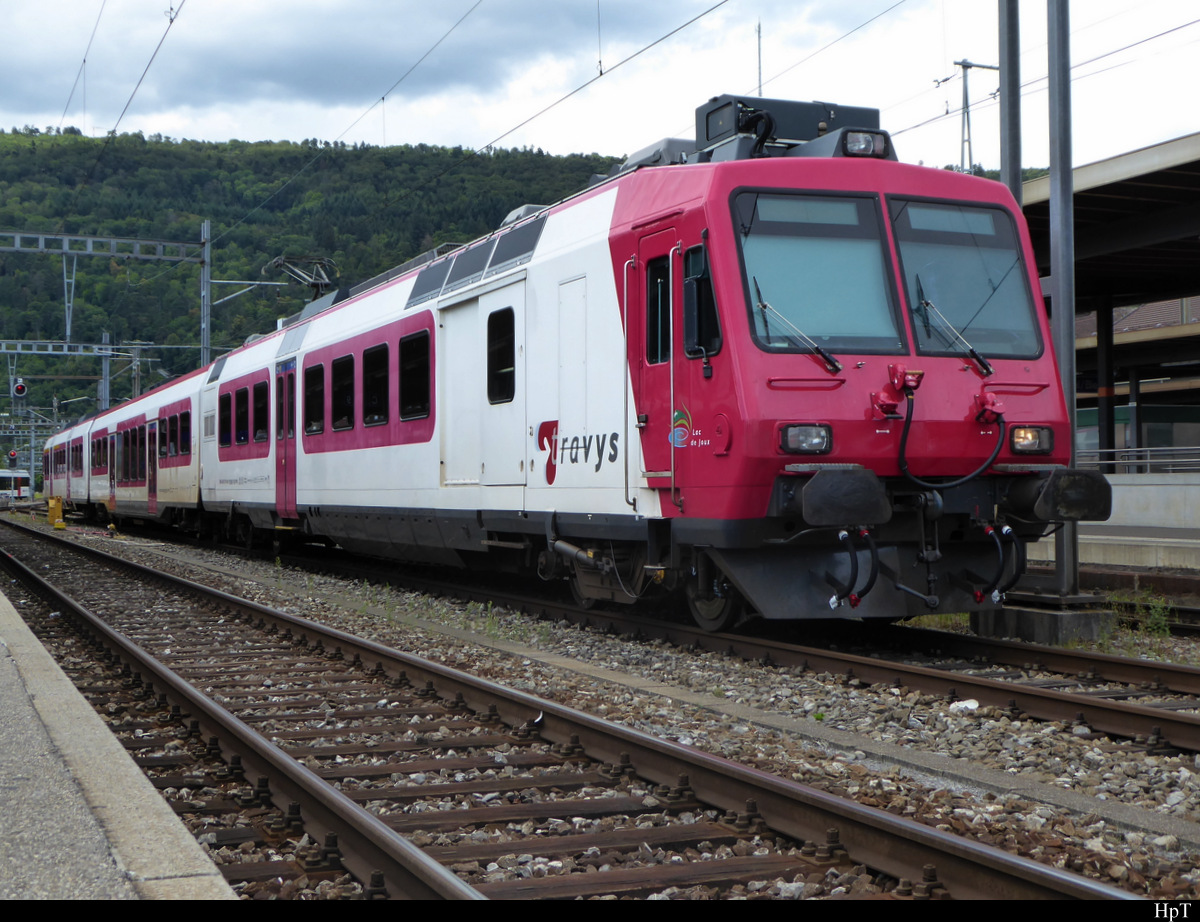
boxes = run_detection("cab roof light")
[844,130,889,158]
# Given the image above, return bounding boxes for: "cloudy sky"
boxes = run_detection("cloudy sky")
[1,0,1197,170]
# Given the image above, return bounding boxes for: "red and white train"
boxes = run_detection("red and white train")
[45,95,1109,629]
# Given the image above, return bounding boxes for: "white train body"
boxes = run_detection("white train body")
[46,181,658,565]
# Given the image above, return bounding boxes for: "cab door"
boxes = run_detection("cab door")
[633,230,683,505]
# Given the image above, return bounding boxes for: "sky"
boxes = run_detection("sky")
[1,0,1198,171]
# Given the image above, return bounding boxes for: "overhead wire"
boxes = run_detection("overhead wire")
[470,0,728,155]
[139,0,485,281]
[147,0,730,282]
[58,0,108,131]
[657,1,909,146]
[891,16,1200,141]
[58,1,186,235]
[756,0,907,94]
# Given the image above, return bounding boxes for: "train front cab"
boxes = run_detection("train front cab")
[615,145,1109,627]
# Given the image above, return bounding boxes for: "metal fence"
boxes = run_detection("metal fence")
[1076,445,1200,473]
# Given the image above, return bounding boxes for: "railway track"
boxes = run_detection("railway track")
[252,542,1200,756]
[0,518,1132,900]
[47,516,1200,752]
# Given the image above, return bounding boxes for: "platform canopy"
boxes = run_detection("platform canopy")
[1021,133,1200,406]
[1023,132,1200,308]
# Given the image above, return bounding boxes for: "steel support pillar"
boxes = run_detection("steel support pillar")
[1096,296,1115,474]
[1048,0,1078,596]
[998,0,1021,204]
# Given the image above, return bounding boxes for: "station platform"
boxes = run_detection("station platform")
[1027,472,1200,575]
[0,591,235,899]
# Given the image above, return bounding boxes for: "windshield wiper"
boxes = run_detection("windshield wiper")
[753,277,842,374]
[914,274,994,377]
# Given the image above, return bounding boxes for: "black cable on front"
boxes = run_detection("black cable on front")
[898,387,1006,491]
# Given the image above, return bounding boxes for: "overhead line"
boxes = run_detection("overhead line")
[757,0,907,93]
[202,0,483,255]
[473,0,730,154]
[60,1,186,234]
[58,0,108,130]
[892,17,1200,141]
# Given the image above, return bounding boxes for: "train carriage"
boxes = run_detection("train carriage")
[44,95,1110,629]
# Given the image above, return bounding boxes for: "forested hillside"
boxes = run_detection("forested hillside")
[0,126,620,411]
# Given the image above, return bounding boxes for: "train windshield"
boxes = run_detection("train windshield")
[889,199,1041,359]
[733,192,904,354]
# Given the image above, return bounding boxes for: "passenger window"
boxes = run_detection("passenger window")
[399,332,430,420]
[646,255,670,364]
[487,308,515,404]
[363,344,389,426]
[159,422,169,457]
[276,377,285,440]
[253,381,270,442]
[169,416,179,456]
[180,412,191,455]
[218,395,232,446]
[331,356,354,431]
[235,388,250,444]
[304,365,325,434]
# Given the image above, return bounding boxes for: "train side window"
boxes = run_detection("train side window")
[252,381,270,442]
[276,376,284,440]
[218,395,232,446]
[235,388,250,444]
[683,245,722,359]
[399,331,430,420]
[180,412,191,455]
[487,308,515,404]
[304,365,325,434]
[159,421,169,457]
[362,344,389,426]
[331,355,354,431]
[168,416,179,456]
[138,425,147,480]
[646,255,670,364]
[287,374,295,438]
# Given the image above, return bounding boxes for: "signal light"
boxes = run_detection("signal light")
[12,379,26,398]
[6,450,16,468]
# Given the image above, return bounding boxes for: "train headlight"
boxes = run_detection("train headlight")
[843,130,888,158]
[780,424,832,454]
[1010,426,1053,454]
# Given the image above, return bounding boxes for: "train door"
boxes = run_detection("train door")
[275,358,298,520]
[440,300,482,487]
[480,281,525,486]
[440,279,527,489]
[147,421,158,515]
[634,229,682,500]
[108,433,116,511]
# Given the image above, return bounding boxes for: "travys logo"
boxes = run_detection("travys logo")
[670,406,692,448]
[536,420,619,485]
